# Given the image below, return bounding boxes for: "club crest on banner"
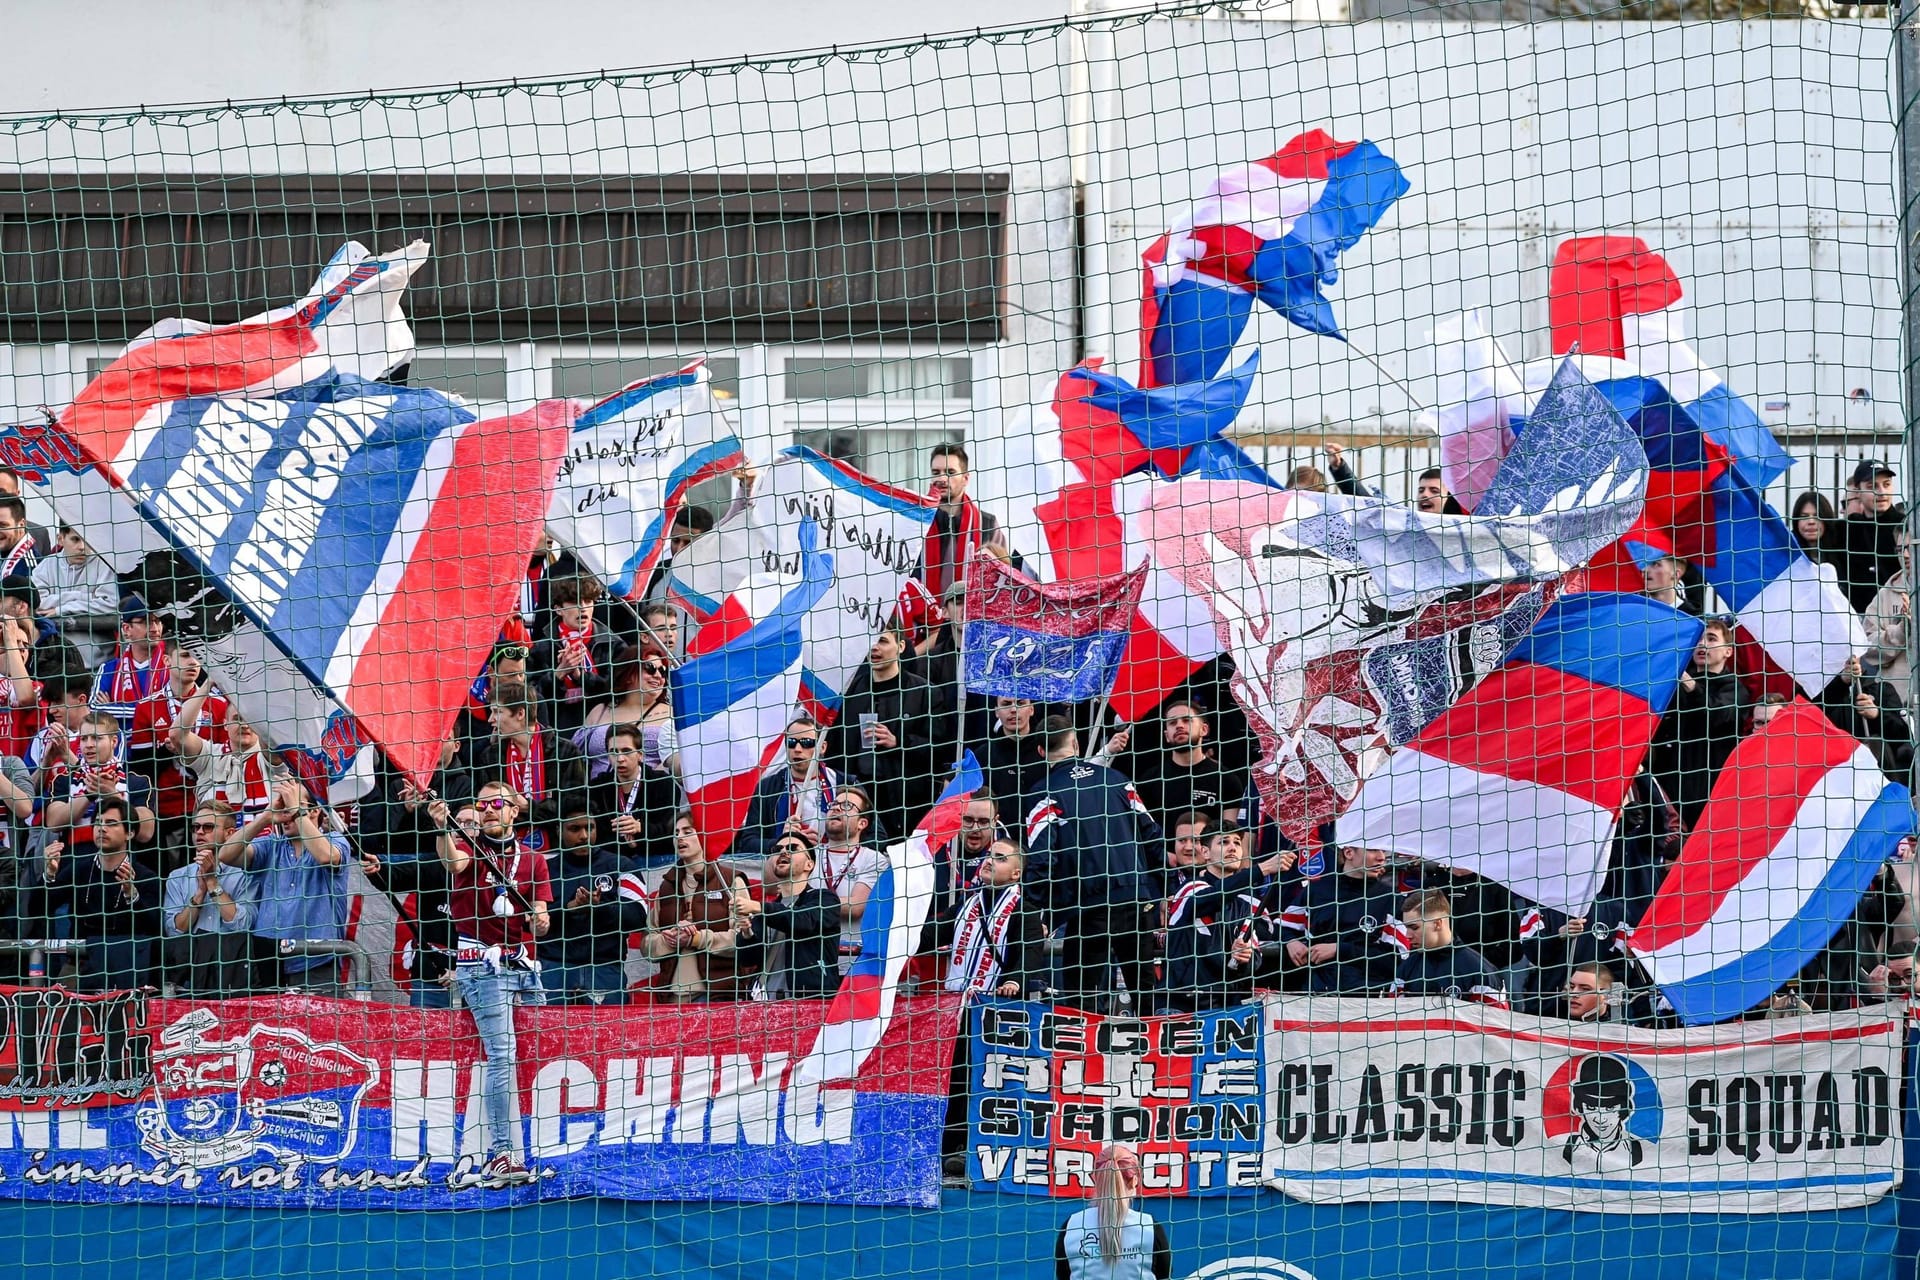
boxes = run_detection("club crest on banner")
[136,1009,379,1170]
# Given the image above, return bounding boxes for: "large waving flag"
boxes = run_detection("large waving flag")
[672,521,834,853]
[46,240,428,574]
[794,752,980,1086]
[1140,129,1409,387]
[1624,700,1912,1025]
[1430,309,1863,696]
[1337,593,1703,917]
[99,375,572,786]
[1550,236,1791,491]
[668,447,936,720]
[1142,358,1649,841]
[546,360,744,600]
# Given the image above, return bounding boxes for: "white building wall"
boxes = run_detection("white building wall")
[0,13,1900,531]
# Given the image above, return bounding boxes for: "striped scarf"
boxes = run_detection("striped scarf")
[944,884,1022,997]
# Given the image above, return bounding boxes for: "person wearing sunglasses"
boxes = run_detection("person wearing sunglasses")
[741,829,841,999]
[427,779,552,1184]
[576,643,679,782]
[733,715,854,862]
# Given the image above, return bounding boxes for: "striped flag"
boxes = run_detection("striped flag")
[1140,129,1409,387]
[794,752,982,1086]
[1624,700,1913,1025]
[1336,592,1703,917]
[547,360,744,600]
[671,520,834,854]
[105,377,573,787]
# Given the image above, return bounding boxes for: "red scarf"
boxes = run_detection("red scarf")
[922,498,981,596]
[505,733,547,802]
[557,620,597,701]
[109,644,168,705]
[237,749,270,813]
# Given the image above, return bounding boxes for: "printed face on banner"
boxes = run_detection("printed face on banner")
[1262,998,1901,1213]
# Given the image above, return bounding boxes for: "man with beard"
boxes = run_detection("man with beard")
[829,626,941,838]
[733,716,852,861]
[920,442,1008,596]
[1121,700,1249,836]
[808,785,887,975]
[427,779,552,1183]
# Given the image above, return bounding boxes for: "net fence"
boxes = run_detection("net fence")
[0,5,1910,1278]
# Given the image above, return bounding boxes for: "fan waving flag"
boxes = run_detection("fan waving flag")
[672,520,835,853]
[546,360,745,599]
[1624,700,1913,1025]
[1550,235,1791,491]
[108,375,574,786]
[1336,593,1703,917]
[50,240,429,574]
[961,552,1147,702]
[1140,130,1409,387]
[795,752,982,1086]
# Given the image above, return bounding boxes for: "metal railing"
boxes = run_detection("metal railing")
[0,937,376,1000]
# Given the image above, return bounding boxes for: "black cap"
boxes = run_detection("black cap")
[1849,459,1897,487]
[0,575,37,611]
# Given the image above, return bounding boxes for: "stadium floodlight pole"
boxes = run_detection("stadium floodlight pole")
[1900,0,1920,780]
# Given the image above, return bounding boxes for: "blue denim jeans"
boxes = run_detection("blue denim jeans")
[450,963,546,1157]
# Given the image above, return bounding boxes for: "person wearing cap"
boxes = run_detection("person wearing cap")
[1839,459,1907,612]
[92,595,169,727]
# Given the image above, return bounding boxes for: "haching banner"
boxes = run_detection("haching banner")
[1263,997,1903,1214]
[965,1000,1267,1198]
[0,989,960,1209]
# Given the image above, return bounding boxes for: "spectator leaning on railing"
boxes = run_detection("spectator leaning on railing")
[160,800,255,997]
[40,794,159,991]
[218,777,354,993]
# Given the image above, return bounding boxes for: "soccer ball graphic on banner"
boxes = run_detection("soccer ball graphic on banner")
[136,1009,380,1170]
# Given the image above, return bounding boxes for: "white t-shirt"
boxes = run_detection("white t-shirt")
[808,844,886,971]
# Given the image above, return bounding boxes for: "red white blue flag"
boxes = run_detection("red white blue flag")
[1624,699,1913,1025]
[1139,129,1408,387]
[94,377,573,787]
[1337,592,1704,917]
[960,552,1146,702]
[547,360,744,599]
[795,752,981,1087]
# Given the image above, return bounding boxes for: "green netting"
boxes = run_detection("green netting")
[0,6,1910,1279]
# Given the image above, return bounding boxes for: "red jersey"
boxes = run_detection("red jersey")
[129,688,229,820]
[0,679,42,763]
[449,837,553,950]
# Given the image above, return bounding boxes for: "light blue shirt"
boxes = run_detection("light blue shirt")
[247,831,350,971]
[161,861,256,937]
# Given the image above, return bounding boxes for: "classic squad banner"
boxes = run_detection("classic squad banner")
[1263,997,1903,1213]
[967,1000,1266,1197]
[0,989,960,1208]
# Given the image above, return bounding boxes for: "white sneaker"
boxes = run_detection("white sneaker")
[481,1153,536,1185]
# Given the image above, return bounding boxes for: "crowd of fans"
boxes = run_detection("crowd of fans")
[0,447,1912,1034]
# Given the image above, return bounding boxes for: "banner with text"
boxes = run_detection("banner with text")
[0,989,960,1209]
[966,1000,1266,1197]
[1263,997,1903,1214]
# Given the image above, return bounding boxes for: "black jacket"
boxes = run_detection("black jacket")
[741,887,844,997]
[1649,665,1746,830]
[46,848,162,940]
[1022,757,1163,916]
[588,767,684,867]
[530,629,624,734]
[1819,671,1914,787]
[1280,870,1402,995]
[828,667,946,835]
[1163,867,1279,1008]
[731,764,857,863]
[1838,506,1908,612]
[541,847,649,966]
[1393,943,1502,1000]
[972,727,1048,830]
